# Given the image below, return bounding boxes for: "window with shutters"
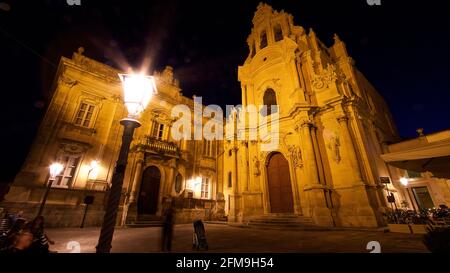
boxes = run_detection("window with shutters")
[201,177,210,199]
[203,140,216,157]
[151,121,165,140]
[53,155,80,188]
[74,102,96,128]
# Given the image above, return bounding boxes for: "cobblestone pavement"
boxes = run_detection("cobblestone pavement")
[46,224,428,253]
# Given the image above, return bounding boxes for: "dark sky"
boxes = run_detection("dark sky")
[0,0,449,181]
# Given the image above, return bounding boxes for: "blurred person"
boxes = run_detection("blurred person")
[1,231,33,253]
[161,199,175,252]
[26,216,55,253]
[0,217,26,250]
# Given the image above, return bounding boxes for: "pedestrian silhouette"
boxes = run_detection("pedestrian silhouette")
[161,198,175,252]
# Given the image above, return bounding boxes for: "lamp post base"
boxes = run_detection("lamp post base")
[96,118,141,253]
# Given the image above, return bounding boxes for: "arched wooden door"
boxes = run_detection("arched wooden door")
[267,153,294,213]
[138,166,161,215]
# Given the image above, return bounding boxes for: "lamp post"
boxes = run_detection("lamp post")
[96,73,157,253]
[37,163,64,217]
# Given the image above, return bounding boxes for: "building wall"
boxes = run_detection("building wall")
[223,4,400,228]
[2,49,223,227]
[386,131,450,211]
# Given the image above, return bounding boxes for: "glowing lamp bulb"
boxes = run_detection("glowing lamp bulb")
[49,163,64,180]
[400,177,409,186]
[118,73,157,118]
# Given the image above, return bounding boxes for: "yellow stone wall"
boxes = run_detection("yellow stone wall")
[223,4,400,228]
[3,49,223,226]
[3,3,407,229]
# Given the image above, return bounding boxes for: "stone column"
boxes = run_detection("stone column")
[334,112,380,228]
[299,119,320,186]
[296,117,333,227]
[337,115,363,184]
[128,153,144,203]
[166,162,177,196]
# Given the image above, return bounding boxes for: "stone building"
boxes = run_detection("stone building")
[381,129,450,211]
[2,48,224,227]
[2,3,409,229]
[223,3,400,228]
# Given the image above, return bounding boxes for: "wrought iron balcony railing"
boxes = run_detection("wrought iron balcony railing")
[144,136,180,157]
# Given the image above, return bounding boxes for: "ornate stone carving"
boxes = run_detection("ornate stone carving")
[287,145,303,168]
[72,48,121,82]
[253,156,261,176]
[260,151,270,165]
[154,66,180,87]
[59,139,92,155]
[59,75,77,87]
[327,135,341,163]
[311,63,338,90]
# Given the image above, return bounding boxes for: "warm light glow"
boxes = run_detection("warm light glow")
[90,160,99,169]
[49,163,64,180]
[186,176,203,198]
[400,177,409,186]
[88,160,100,180]
[118,73,157,118]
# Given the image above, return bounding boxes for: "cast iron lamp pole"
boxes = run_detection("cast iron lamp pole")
[37,163,64,217]
[96,73,156,253]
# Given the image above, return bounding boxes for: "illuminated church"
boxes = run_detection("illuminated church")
[2,3,412,228]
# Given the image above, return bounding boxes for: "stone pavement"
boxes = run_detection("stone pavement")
[46,224,429,253]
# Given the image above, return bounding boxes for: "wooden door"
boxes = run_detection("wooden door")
[267,153,294,213]
[138,166,161,215]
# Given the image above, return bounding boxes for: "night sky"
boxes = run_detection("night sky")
[0,0,449,182]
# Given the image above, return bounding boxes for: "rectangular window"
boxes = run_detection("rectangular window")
[228,172,232,188]
[203,140,215,157]
[407,170,422,179]
[74,102,95,128]
[53,155,80,188]
[412,187,434,210]
[151,121,165,140]
[201,177,210,199]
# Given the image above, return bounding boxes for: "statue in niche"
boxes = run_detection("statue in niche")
[253,156,261,177]
[328,135,341,163]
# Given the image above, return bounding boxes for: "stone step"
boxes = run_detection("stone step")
[127,221,163,228]
[242,223,331,231]
[138,215,161,221]
[248,222,316,227]
[248,219,314,224]
[242,214,317,230]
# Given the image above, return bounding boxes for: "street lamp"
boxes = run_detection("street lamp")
[88,160,100,180]
[37,163,64,217]
[96,73,157,253]
[400,177,409,187]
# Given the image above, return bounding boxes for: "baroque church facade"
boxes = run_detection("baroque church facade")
[224,4,400,228]
[2,4,403,228]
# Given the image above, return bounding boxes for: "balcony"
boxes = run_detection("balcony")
[144,136,180,157]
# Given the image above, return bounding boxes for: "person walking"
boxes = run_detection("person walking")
[161,199,175,252]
